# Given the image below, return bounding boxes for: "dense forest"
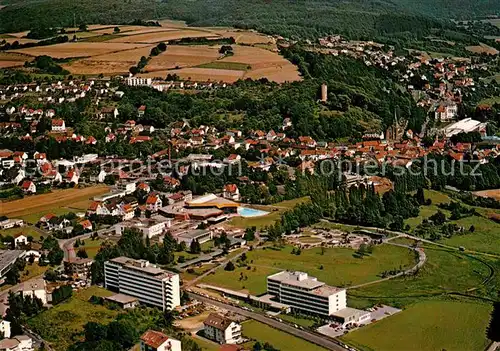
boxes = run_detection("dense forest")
[1,0,499,38]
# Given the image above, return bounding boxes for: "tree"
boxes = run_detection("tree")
[113,26,120,33]
[5,264,20,285]
[224,261,235,271]
[77,248,88,259]
[79,24,88,31]
[469,225,476,232]
[47,246,64,265]
[488,301,500,341]
[430,210,447,225]
[190,239,201,254]
[106,319,138,349]
[84,322,108,342]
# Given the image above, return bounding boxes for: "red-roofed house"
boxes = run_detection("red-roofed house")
[146,194,163,212]
[79,220,93,231]
[21,180,36,194]
[223,184,240,201]
[124,120,136,131]
[51,119,66,132]
[140,330,181,351]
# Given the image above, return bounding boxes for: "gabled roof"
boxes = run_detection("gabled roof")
[204,313,235,330]
[140,330,170,348]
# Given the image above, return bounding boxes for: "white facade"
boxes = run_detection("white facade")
[267,271,346,317]
[203,313,242,344]
[0,320,11,338]
[114,218,170,239]
[140,330,181,351]
[104,257,180,311]
[125,76,152,87]
[15,279,47,305]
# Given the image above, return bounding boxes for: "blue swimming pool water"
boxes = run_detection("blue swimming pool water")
[238,207,270,218]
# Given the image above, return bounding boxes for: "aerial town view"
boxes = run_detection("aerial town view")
[0,0,500,350]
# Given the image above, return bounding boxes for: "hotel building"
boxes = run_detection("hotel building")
[104,257,180,311]
[267,271,346,317]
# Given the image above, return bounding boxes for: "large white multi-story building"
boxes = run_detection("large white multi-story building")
[124,76,152,87]
[104,257,180,311]
[267,271,346,317]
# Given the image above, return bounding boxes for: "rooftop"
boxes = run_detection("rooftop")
[268,271,324,290]
[105,293,138,305]
[140,330,172,349]
[107,257,175,280]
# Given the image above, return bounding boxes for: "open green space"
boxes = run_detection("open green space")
[18,207,72,224]
[440,215,500,255]
[28,286,117,351]
[341,300,492,351]
[0,226,44,240]
[405,189,452,228]
[197,61,250,71]
[242,320,327,351]
[228,197,310,229]
[202,244,416,295]
[348,246,492,309]
[78,238,106,259]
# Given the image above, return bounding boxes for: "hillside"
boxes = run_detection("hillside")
[1,0,499,37]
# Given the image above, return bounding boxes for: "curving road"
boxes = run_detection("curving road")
[187,292,347,351]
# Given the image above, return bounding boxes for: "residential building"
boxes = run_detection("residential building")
[203,313,242,344]
[13,278,47,305]
[0,320,11,338]
[267,271,346,317]
[114,217,170,239]
[140,330,181,351]
[20,181,36,194]
[51,119,66,132]
[13,234,27,248]
[104,257,180,310]
[125,76,152,87]
[223,184,240,201]
[63,257,93,279]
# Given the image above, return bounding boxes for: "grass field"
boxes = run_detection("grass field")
[1,185,109,221]
[341,300,492,351]
[28,286,118,351]
[77,238,106,259]
[441,215,500,255]
[348,246,492,309]
[0,226,44,240]
[202,244,416,295]
[197,61,250,71]
[228,197,310,229]
[10,42,149,58]
[242,320,327,351]
[405,189,451,228]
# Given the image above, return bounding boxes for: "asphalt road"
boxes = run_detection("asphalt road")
[187,292,347,351]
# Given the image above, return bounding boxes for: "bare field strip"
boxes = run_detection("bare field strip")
[62,45,155,74]
[466,43,499,55]
[210,29,275,45]
[0,61,25,68]
[139,67,245,82]
[243,65,301,83]
[2,38,39,44]
[0,185,109,218]
[474,189,500,200]
[9,42,150,58]
[145,45,221,71]
[108,30,218,44]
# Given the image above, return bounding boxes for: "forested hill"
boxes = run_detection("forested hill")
[0,0,499,37]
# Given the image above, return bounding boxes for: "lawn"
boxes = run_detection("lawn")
[28,286,117,351]
[0,226,44,240]
[202,244,416,295]
[228,197,310,229]
[77,238,106,259]
[405,189,451,228]
[440,215,500,255]
[348,246,492,309]
[18,207,71,224]
[241,320,327,351]
[341,300,492,351]
[197,61,250,70]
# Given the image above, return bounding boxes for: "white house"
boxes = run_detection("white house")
[203,313,242,344]
[140,330,181,351]
[20,181,36,194]
[13,234,27,248]
[14,278,47,305]
[51,119,66,132]
[146,194,163,213]
[434,102,458,122]
[223,184,240,201]
[0,320,11,338]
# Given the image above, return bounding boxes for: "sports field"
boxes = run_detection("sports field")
[341,300,492,351]
[202,244,416,295]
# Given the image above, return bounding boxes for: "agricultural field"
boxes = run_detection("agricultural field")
[4,23,300,83]
[10,42,150,58]
[0,185,109,222]
[61,45,155,75]
[341,300,492,351]
[201,244,416,295]
[0,51,31,68]
[27,286,118,351]
[242,320,327,351]
[465,43,499,55]
[473,189,500,200]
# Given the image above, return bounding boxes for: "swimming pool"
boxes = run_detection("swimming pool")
[238,207,270,218]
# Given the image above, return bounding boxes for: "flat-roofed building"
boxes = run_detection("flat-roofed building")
[104,257,180,311]
[115,217,171,239]
[267,271,346,317]
[0,250,26,284]
[105,293,139,309]
[176,229,212,245]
